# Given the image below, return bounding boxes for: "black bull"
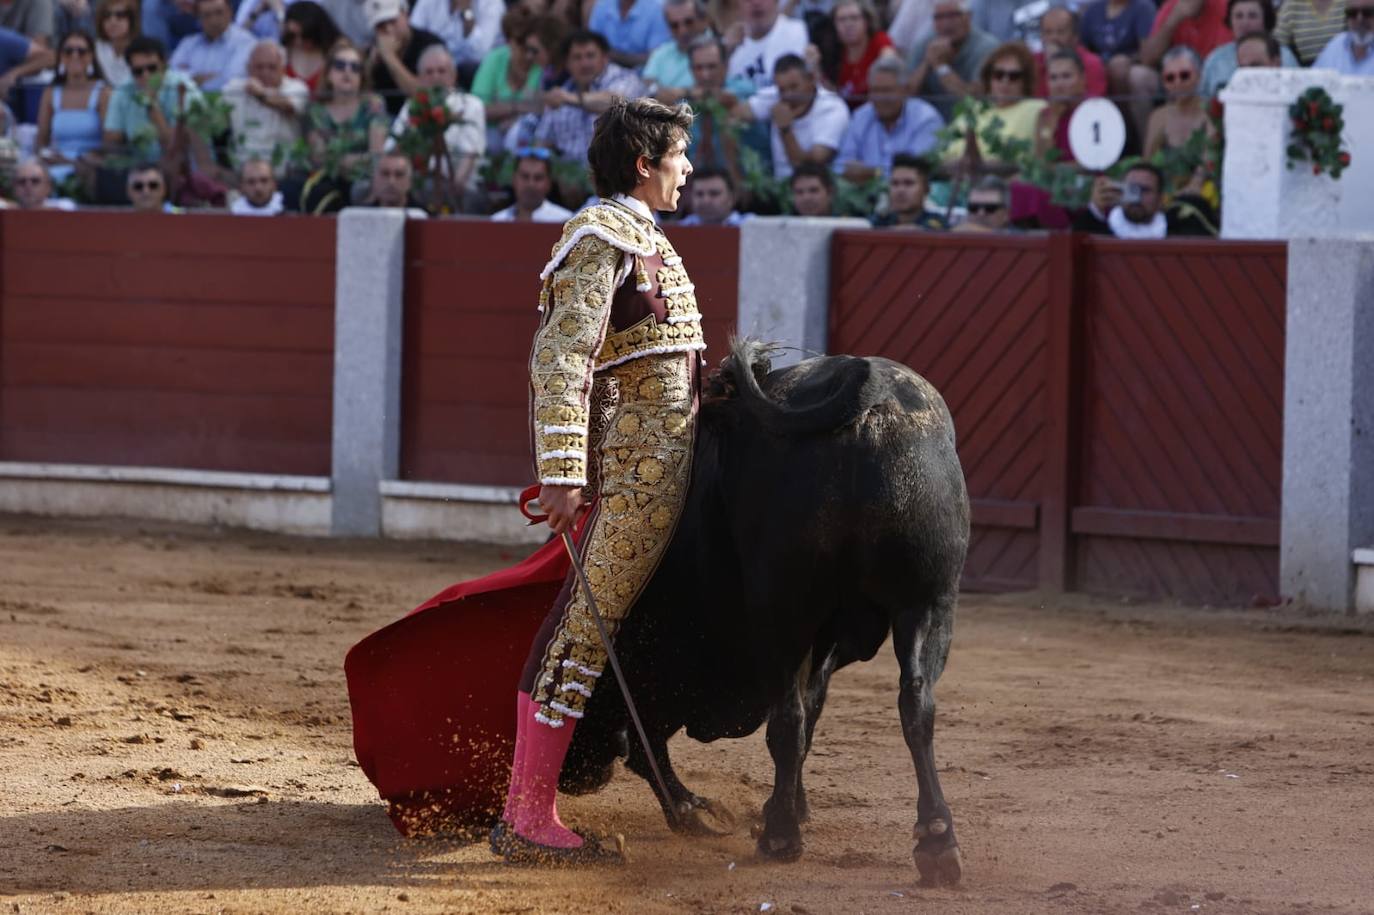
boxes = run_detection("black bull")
[562,340,970,885]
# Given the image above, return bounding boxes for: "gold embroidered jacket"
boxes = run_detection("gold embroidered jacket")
[529,201,706,487]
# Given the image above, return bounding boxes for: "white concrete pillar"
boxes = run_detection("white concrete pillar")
[1220,68,1374,239]
[736,216,869,365]
[331,208,407,536]
[1280,237,1374,612]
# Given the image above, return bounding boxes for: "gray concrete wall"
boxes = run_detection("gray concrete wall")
[330,208,408,536]
[1280,237,1374,611]
[736,217,868,365]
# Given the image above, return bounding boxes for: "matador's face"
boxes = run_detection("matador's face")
[639,136,693,213]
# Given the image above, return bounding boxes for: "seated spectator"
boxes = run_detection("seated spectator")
[0,26,54,103]
[410,0,502,73]
[823,0,897,108]
[745,52,850,178]
[679,165,745,223]
[1236,29,1282,65]
[104,36,202,159]
[1034,7,1106,98]
[1033,50,1084,163]
[367,148,427,212]
[789,161,835,216]
[1143,46,1209,159]
[532,30,643,163]
[1275,0,1349,66]
[387,44,485,208]
[1313,0,1374,74]
[1073,164,1214,237]
[589,0,671,69]
[168,0,256,90]
[490,146,573,221]
[472,9,552,153]
[94,0,136,84]
[301,41,387,208]
[871,152,945,228]
[281,1,342,93]
[952,173,1009,231]
[906,0,999,121]
[1200,0,1296,97]
[364,0,445,116]
[728,0,808,94]
[230,156,284,213]
[125,160,172,210]
[1077,0,1158,144]
[834,56,943,183]
[10,158,78,208]
[37,31,109,185]
[225,40,308,175]
[940,41,1044,167]
[683,35,749,185]
[644,0,709,99]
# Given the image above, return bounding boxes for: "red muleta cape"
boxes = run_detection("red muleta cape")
[343,488,588,836]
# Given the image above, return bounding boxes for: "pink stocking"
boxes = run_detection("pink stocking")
[500,692,534,824]
[507,698,583,848]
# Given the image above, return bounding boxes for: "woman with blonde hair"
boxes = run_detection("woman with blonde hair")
[941,41,1045,168]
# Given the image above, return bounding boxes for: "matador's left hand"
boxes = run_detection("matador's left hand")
[539,484,584,535]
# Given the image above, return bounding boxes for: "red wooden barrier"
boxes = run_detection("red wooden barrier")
[401,220,739,487]
[829,230,1285,605]
[0,211,336,475]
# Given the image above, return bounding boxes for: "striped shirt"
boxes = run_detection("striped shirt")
[1274,0,1347,65]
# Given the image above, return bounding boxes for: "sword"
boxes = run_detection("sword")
[558,530,680,826]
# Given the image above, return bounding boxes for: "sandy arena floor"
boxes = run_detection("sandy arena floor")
[1,515,1372,915]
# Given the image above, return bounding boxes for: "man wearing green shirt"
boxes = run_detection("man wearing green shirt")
[644,0,709,99]
[102,35,203,160]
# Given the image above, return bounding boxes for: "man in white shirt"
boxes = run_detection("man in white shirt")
[1313,0,1374,75]
[230,158,285,215]
[727,0,808,94]
[386,44,486,209]
[745,52,850,178]
[490,149,573,222]
[224,40,309,177]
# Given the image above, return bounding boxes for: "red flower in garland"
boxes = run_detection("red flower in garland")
[430,105,446,121]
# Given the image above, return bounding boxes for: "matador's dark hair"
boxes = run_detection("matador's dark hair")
[587,97,694,199]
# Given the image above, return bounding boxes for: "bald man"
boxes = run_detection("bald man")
[224,40,310,175]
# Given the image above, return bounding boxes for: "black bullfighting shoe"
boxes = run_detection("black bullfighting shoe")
[493,824,627,867]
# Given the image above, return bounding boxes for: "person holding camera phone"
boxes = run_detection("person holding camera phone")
[1073,161,1216,238]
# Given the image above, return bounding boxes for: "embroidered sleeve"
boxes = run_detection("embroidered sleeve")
[530,236,623,487]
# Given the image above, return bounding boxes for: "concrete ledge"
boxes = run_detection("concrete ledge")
[0,464,331,535]
[1356,547,1374,615]
[380,485,544,546]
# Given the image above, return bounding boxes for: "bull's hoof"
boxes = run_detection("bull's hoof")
[756,831,804,862]
[670,797,737,837]
[913,843,962,887]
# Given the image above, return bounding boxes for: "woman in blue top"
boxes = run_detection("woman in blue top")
[36,31,111,186]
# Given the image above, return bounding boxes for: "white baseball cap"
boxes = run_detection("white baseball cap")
[365,0,407,29]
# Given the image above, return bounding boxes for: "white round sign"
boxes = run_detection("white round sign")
[1067,98,1127,171]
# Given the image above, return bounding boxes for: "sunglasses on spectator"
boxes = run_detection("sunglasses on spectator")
[516,146,552,160]
[129,180,164,191]
[1346,6,1374,18]
[101,7,134,18]
[62,45,92,56]
[131,62,162,76]
[331,58,363,72]
[990,68,1023,81]
[1163,69,1195,83]
[967,202,1004,214]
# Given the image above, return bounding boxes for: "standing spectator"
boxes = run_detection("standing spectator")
[387,43,485,208]
[365,0,445,116]
[532,30,643,164]
[939,41,1043,166]
[366,147,426,210]
[1274,0,1347,66]
[727,0,808,94]
[125,159,171,209]
[824,0,897,107]
[281,1,341,92]
[588,0,671,68]
[301,40,387,209]
[10,158,77,207]
[871,152,945,227]
[1143,46,1208,159]
[472,9,550,153]
[168,0,254,89]
[409,0,502,75]
[1034,6,1106,97]
[0,26,54,105]
[1077,0,1156,142]
[1201,0,1296,96]
[679,164,745,223]
[1142,0,1232,68]
[489,146,573,220]
[745,51,849,178]
[644,0,709,99]
[683,34,748,185]
[952,174,1008,231]
[103,35,201,158]
[1033,49,1084,162]
[94,0,135,84]
[789,159,835,215]
[36,30,108,184]
[230,156,284,212]
[1312,0,1373,72]
[834,56,943,182]
[906,0,999,120]
[224,39,308,175]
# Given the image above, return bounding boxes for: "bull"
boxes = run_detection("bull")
[558,339,970,886]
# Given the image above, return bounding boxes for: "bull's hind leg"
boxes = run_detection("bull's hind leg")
[758,673,807,861]
[893,595,962,887]
[795,645,839,824]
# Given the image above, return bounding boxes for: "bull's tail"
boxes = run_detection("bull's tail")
[715,338,883,437]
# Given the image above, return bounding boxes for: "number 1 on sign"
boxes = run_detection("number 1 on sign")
[1092,122,1100,144]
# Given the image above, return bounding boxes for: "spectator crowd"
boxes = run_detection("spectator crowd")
[1,0,1370,236]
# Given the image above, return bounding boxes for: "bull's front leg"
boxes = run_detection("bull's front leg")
[625,727,736,836]
[758,676,806,861]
